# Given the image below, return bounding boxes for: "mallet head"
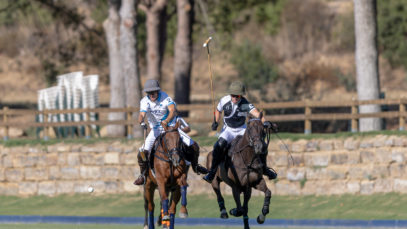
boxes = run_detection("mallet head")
[203,37,212,48]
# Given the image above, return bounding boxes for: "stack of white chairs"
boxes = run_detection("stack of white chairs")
[37,71,99,138]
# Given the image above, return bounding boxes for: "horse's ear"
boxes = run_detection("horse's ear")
[259,111,263,119]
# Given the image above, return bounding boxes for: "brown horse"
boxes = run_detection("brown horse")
[207,116,272,229]
[143,121,188,229]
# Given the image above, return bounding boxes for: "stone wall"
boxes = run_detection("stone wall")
[1,135,407,196]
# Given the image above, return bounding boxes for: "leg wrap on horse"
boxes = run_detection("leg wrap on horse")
[262,194,271,215]
[162,199,169,215]
[169,213,175,229]
[148,211,154,229]
[181,185,187,206]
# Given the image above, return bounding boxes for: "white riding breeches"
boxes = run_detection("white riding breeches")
[218,125,246,144]
[140,128,194,152]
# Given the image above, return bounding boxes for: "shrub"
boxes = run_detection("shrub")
[230,40,278,92]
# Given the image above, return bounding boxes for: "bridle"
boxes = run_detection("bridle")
[154,128,182,166]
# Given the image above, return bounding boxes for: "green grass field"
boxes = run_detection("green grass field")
[1,193,407,220]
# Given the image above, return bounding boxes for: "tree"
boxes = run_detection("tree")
[104,0,142,137]
[104,0,126,136]
[120,0,143,137]
[354,0,382,131]
[139,0,168,81]
[174,0,193,114]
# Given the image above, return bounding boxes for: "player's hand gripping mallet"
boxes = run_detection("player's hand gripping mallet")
[203,37,216,122]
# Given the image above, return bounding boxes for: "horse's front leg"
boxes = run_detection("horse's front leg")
[242,188,252,229]
[169,186,181,229]
[157,181,170,223]
[144,181,156,229]
[211,175,228,219]
[254,178,271,224]
[230,186,244,217]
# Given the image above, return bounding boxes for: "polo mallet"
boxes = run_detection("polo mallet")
[139,126,147,162]
[203,37,216,122]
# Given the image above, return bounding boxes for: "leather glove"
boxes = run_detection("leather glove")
[140,122,148,130]
[211,121,218,131]
[264,121,278,132]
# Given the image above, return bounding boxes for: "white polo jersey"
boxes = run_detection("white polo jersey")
[140,91,176,130]
[217,95,256,143]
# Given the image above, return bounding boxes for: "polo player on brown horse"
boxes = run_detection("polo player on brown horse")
[203,81,277,229]
[144,121,188,229]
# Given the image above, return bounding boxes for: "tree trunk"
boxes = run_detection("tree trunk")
[174,0,193,116]
[354,0,382,131]
[141,0,168,81]
[104,0,126,137]
[120,0,142,137]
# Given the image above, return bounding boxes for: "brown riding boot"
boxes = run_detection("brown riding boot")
[189,142,208,175]
[134,150,149,185]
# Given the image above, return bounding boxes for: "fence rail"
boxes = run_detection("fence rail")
[1,98,406,140]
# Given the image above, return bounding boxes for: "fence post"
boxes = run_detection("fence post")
[304,100,311,134]
[399,98,406,131]
[43,109,49,141]
[127,106,133,139]
[85,109,91,139]
[3,106,9,141]
[351,97,358,133]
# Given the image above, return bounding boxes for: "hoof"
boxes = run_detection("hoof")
[179,212,188,218]
[220,209,229,219]
[143,225,148,229]
[156,220,162,227]
[257,214,265,224]
[229,208,243,217]
[162,215,170,221]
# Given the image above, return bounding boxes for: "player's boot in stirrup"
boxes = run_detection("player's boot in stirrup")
[263,167,277,180]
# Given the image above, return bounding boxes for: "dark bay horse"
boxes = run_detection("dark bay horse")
[207,116,272,229]
[143,121,188,229]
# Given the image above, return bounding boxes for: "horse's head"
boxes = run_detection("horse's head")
[162,121,182,167]
[246,113,266,154]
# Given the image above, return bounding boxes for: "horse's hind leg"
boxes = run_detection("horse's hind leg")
[179,171,188,218]
[254,178,271,224]
[242,188,252,229]
[212,178,228,219]
[143,187,148,229]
